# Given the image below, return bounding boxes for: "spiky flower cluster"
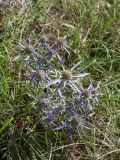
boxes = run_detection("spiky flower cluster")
[14,35,100,138]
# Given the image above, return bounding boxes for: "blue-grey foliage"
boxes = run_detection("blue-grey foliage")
[14,35,100,138]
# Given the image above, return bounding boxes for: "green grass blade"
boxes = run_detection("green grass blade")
[0,116,14,133]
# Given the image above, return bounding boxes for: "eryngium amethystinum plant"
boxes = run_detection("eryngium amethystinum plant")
[13,35,100,138]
